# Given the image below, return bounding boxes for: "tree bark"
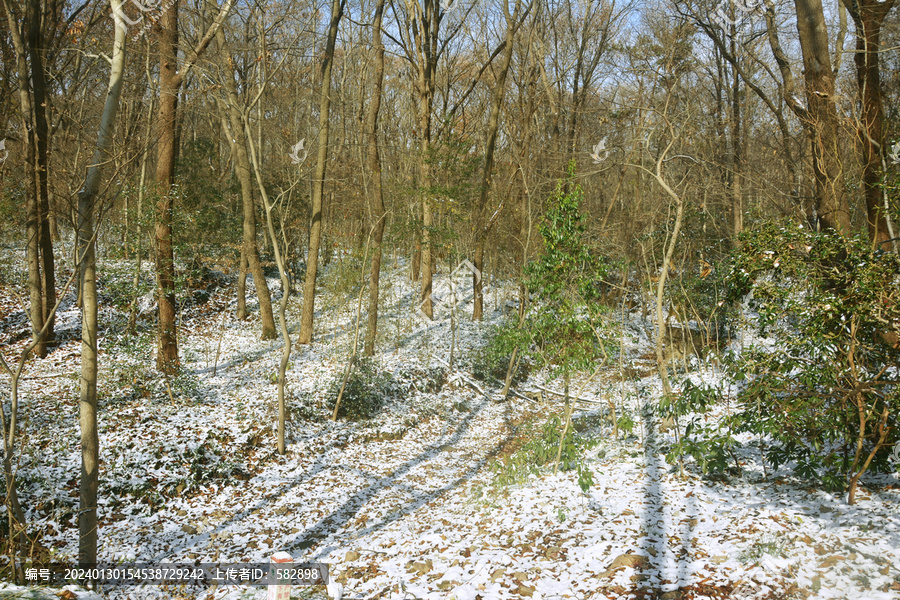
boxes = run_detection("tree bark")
[237,245,247,319]
[299,0,345,344]
[155,0,181,374]
[364,0,387,357]
[153,0,234,372]
[841,0,896,246]
[215,28,277,339]
[793,0,850,234]
[74,0,126,564]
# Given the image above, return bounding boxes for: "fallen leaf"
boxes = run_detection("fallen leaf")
[516,584,536,596]
[406,559,433,576]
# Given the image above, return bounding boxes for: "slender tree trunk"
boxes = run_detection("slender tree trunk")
[420,154,434,319]
[473,0,522,319]
[3,0,46,357]
[407,0,440,319]
[155,0,181,374]
[26,169,44,356]
[730,25,743,242]
[364,0,387,357]
[75,0,126,564]
[27,0,55,348]
[153,0,234,371]
[215,28,277,339]
[76,193,99,566]
[411,242,421,282]
[299,0,344,344]
[244,116,290,455]
[237,246,247,319]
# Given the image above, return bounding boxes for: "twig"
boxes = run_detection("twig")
[506,388,538,404]
[432,356,494,402]
[212,311,227,376]
[531,382,604,404]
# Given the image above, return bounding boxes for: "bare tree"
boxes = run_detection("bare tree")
[472,0,531,320]
[298,0,346,344]
[364,0,388,356]
[397,0,442,318]
[214,22,277,340]
[74,0,127,565]
[841,0,897,247]
[154,0,235,373]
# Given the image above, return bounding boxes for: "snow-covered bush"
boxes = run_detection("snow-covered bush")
[724,221,900,504]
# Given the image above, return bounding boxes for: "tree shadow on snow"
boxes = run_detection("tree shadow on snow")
[155,390,522,565]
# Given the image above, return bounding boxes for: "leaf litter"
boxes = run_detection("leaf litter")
[0,251,898,600]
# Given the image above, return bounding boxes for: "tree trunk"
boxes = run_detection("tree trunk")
[27,0,55,349]
[155,0,181,374]
[841,0,896,247]
[406,0,440,320]
[730,25,743,241]
[299,0,344,344]
[215,28,277,339]
[237,245,247,319]
[793,0,850,234]
[364,0,387,357]
[473,0,522,319]
[243,110,291,455]
[75,0,126,564]
[153,0,234,371]
[3,0,46,357]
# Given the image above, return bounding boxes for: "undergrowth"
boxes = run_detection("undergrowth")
[486,415,599,495]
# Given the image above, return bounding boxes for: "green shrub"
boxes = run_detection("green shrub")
[661,380,740,478]
[516,163,616,379]
[468,327,530,385]
[724,221,900,502]
[328,357,395,420]
[491,416,597,492]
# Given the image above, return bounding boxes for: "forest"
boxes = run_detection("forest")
[1,0,900,597]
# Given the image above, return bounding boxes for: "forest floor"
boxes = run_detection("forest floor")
[0,247,899,600]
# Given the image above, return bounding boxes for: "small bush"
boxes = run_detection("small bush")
[328,357,394,420]
[322,249,365,301]
[491,416,597,492]
[416,366,447,393]
[660,380,741,478]
[468,326,530,385]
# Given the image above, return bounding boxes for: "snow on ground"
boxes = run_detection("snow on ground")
[1,247,899,600]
